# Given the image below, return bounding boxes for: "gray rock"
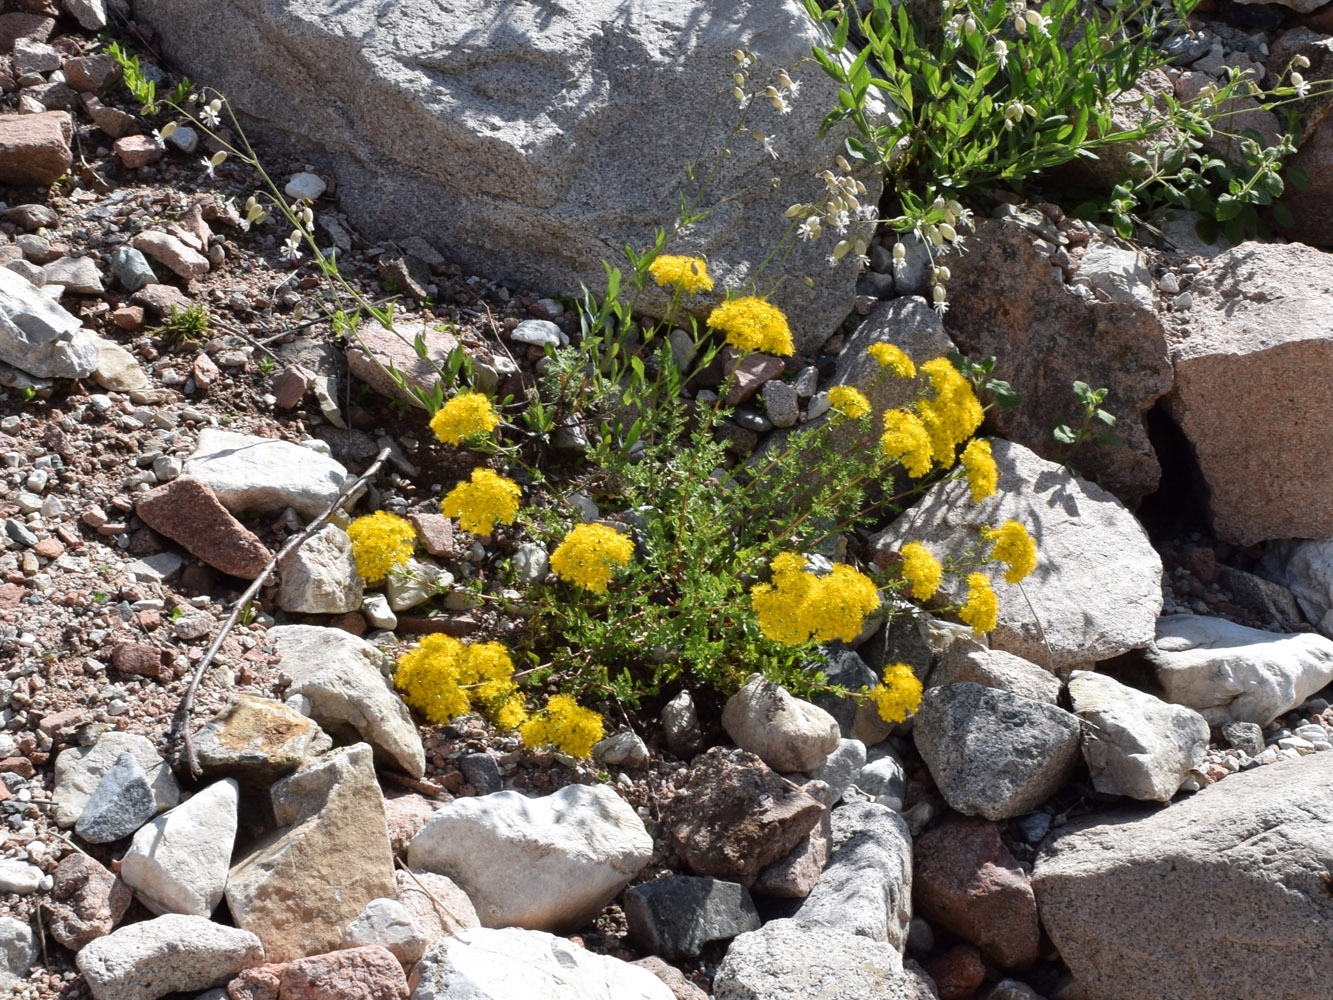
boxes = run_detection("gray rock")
[853,744,907,812]
[5,518,37,548]
[43,255,104,294]
[1033,752,1333,1000]
[410,927,674,1000]
[1164,241,1333,544]
[793,801,912,949]
[1067,671,1208,802]
[511,318,564,347]
[268,624,425,777]
[109,246,156,292]
[76,914,263,1000]
[183,429,349,520]
[167,125,198,153]
[1072,242,1155,310]
[714,919,939,1000]
[386,557,452,612]
[284,171,326,201]
[0,916,36,991]
[361,591,397,630]
[808,737,866,802]
[513,541,548,587]
[120,779,239,916]
[593,731,651,769]
[661,689,705,759]
[914,683,1082,820]
[0,266,99,378]
[276,523,363,614]
[762,379,799,429]
[809,647,891,746]
[624,876,761,960]
[1258,536,1333,629]
[930,641,1061,704]
[75,751,156,843]
[871,440,1163,676]
[52,731,180,829]
[63,0,108,30]
[722,674,841,773]
[341,897,428,967]
[408,784,652,932]
[1221,720,1264,756]
[138,0,881,355]
[460,752,502,795]
[1144,614,1333,726]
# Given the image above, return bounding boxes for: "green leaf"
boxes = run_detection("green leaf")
[1273,201,1295,229]
[1052,421,1078,445]
[832,12,850,53]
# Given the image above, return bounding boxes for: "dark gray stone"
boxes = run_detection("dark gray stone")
[853,744,907,812]
[460,753,502,795]
[1221,721,1264,757]
[914,683,1082,820]
[623,876,760,960]
[74,752,155,843]
[1216,565,1307,633]
[4,519,37,548]
[109,246,155,292]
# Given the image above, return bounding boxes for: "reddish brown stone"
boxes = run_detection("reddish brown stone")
[914,818,1040,969]
[192,351,221,389]
[383,793,440,856]
[0,12,53,53]
[46,854,132,951]
[278,945,408,1000]
[111,305,144,330]
[920,944,986,1000]
[0,582,25,607]
[135,476,271,579]
[395,614,476,637]
[83,94,136,139]
[632,957,710,1000]
[724,352,785,406]
[33,536,63,559]
[132,282,192,316]
[330,612,367,636]
[0,756,35,777]
[113,134,163,169]
[36,707,86,736]
[345,321,462,403]
[111,640,167,680]
[0,109,71,185]
[228,963,286,1000]
[62,53,119,93]
[272,366,313,409]
[407,512,453,558]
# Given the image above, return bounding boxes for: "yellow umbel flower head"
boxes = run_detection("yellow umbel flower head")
[347,510,417,583]
[648,255,715,295]
[959,572,999,634]
[430,391,500,446]
[988,519,1037,583]
[550,523,635,593]
[866,343,916,378]
[866,661,924,724]
[880,409,934,478]
[395,635,526,729]
[917,358,984,465]
[751,553,880,645]
[441,467,521,535]
[960,438,998,502]
[828,386,872,420]
[707,296,794,357]
[519,693,605,758]
[898,541,942,601]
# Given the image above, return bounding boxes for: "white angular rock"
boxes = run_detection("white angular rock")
[1033,753,1333,1000]
[721,674,841,773]
[52,731,180,829]
[408,783,652,932]
[1067,671,1208,802]
[386,557,451,612]
[361,591,398,629]
[183,428,349,519]
[277,524,363,614]
[91,337,149,392]
[342,897,427,967]
[0,267,99,378]
[411,927,672,1000]
[0,859,42,894]
[285,171,327,201]
[0,915,37,991]
[75,914,263,1000]
[395,869,479,950]
[268,624,425,777]
[62,0,109,30]
[930,641,1061,704]
[1072,242,1155,310]
[121,779,239,916]
[136,0,882,355]
[1143,614,1333,726]
[872,440,1162,675]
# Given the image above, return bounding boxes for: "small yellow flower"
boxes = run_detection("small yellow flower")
[430,392,500,446]
[519,693,605,758]
[346,510,417,583]
[899,541,942,601]
[550,523,635,593]
[707,296,794,357]
[960,438,998,502]
[880,409,934,478]
[395,635,522,728]
[751,554,879,645]
[867,343,916,378]
[441,467,521,535]
[959,572,999,634]
[648,255,715,295]
[828,385,872,420]
[866,661,923,724]
[989,519,1037,584]
[917,358,984,465]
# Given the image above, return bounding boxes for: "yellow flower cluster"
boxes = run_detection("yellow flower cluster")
[347,510,417,583]
[899,541,942,601]
[441,467,521,535]
[867,343,916,378]
[960,438,998,502]
[550,523,635,593]
[519,693,605,758]
[751,552,881,645]
[880,409,934,477]
[707,296,794,357]
[918,358,984,466]
[828,385,871,420]
[430,391,500,446]
[394,635,527,728]
[959,572,999,634]
[648,255,715,295]
[988,519,1037,584]
[866,661,924,724]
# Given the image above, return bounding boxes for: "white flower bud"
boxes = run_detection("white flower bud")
[964,16,977,34]
[159,122,178,139]
[893,242,907,262]
[836,154,852,172]
[1294,55,1311,69]
[935,265,951,281]
[786,203,806,218]
[778,68,794,90]
[209,151,227,167]
[939,222,958,242]
[933,283,948,303]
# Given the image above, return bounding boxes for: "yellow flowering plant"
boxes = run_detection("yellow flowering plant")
[347,510,417,584]
[441,467,521,536]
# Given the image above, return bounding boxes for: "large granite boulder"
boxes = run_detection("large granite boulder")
[136,0,882,354]
[1163,241,1333,545]
[1033,753,1333,1000]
